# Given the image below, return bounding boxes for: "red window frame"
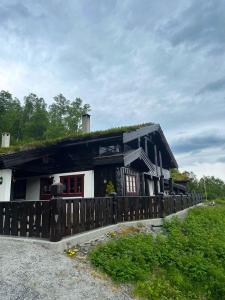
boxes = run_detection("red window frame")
[125,175,137,195]
[40,177,53,200]
[60,174,84,197]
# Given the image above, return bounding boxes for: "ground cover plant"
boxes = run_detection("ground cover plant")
[90,204,225,299]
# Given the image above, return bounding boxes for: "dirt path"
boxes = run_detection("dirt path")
[0,239,132,300]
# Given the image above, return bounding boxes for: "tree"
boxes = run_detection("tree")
[0,90,90,143]
[0,90,23,143]
[46,94,90,139]
[22,93,49,141]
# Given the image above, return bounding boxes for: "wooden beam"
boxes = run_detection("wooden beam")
[154,145,158,176]
[159,150,163,176]
[144,136,148,154]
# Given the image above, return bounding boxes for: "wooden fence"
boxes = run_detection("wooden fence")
[0,193,203,242]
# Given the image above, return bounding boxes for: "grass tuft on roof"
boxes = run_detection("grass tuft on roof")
[0,123,153,155]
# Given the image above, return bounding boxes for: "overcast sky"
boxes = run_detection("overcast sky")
[0,0,225,180]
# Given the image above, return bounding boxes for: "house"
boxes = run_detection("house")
[0,115,181,202]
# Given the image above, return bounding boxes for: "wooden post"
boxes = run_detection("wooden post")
[159,150,163,176]
[138,137,141,148]
[111,192,118,224]
[169,178,173,194]
[49,183,63,242]
[154,145,158,176]
[144,136,148,154]
[141,173,146,196]
[153,177,158,195]
[159,175,164,193]
[159,194,165,218]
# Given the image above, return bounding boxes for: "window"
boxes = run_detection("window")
[13,179,27,200]
[60,174,84,197]
[40,177,53,200]
[125,175,137,194]
[99,144,120,155]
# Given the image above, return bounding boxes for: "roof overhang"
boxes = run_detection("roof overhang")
[123,124,178,168]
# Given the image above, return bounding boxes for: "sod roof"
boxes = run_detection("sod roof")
[0,123,153,155]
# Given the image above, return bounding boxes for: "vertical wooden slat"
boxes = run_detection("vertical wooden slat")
[0,203,3,234]
[42,201,50,238]
[4,202,11,235]
[34,202,42,237]
[28,202,35,237]
[85,198,91,230]
[80,198,85,232]
[11,202,18,236]
[67,200,72,236]
[72,199,79,234]
[20,202,27,237]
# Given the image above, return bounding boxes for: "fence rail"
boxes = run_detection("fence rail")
[0,193,203,242]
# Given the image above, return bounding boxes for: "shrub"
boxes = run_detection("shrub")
[90,205,225,299]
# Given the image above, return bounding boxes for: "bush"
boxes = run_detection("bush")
[90,205,225,299]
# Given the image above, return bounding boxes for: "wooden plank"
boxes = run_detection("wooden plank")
[34,202,42,237]
[42,201,50,238]
[124,197,129,221]
[72,199,79,234]
[149,197,153,218]
[85,198,91,230]
[90,198,95,229]
[61,200,67,236]
[28,202,35,237]
[11,202,18,236]
[67,200,72,236]
[20,202,27,237]
[80,198,85,232]
[0,203,3,234]
[94,198,100,229]
[4,202,11,235]
[134,197,139,220]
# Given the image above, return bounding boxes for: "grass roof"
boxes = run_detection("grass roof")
[0,123,153,155]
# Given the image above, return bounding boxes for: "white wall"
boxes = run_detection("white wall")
[53,170,94,198]
[147,179,155,196]
[0,169,12,201]
[26,177,40,201]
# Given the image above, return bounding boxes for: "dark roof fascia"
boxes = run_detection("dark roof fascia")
[123,124,160,143]
[123,124,178,169]
[0,134,123,169]
[158,127,178,169]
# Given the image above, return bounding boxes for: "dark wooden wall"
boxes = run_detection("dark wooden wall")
[94,165,118,197]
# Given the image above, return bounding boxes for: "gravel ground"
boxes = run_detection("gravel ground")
[0,239,133,300]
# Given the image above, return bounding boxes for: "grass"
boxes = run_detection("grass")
[0,123,152,154]
[89,202,225,299]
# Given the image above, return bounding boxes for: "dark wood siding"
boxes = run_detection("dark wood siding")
[94,166,117,197]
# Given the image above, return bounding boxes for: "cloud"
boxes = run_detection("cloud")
[172,132,225,154]
[0,0,225,179]
[159,0,225,51]
[197,77,225,94]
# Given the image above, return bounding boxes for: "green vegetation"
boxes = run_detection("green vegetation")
[105,180,115,195]
[90,204,225,299]
[0,89,151,154]
[0,90,90,145]
[171,168,225,200]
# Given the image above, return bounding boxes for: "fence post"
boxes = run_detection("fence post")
[173,195,177,213]
[111,192,118,224]
[49,183,63,242]
[158,193,165,218]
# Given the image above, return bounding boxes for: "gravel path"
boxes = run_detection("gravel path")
[0,239,132,300]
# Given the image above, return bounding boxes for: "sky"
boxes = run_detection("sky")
[0,0,225,180]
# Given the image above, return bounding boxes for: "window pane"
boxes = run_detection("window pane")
[62,178,68,193]
[132,177,136,192]
[70,177,75,193]
[77,176,82,193]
